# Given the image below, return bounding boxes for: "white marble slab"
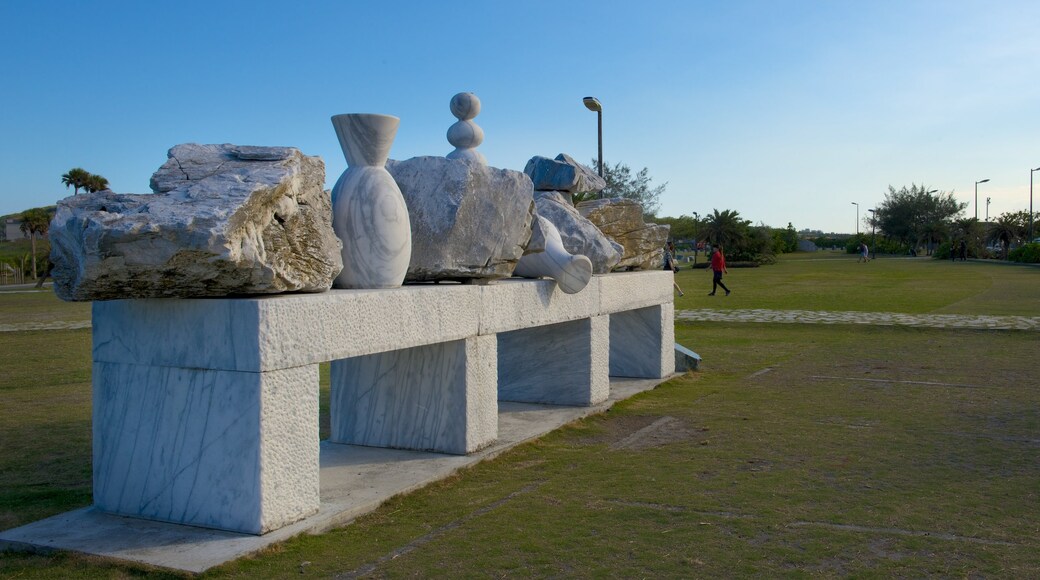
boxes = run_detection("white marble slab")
[598,270,674,314]
[92,362,319,534]
[609,304,675,378]
[497,315,609,405]
[478,277,601,334]
[329,335,497,454]
[93,285,481,372]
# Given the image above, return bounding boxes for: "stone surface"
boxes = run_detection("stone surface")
[674,343,701,372]
[609,303,675,379]
[82,272,673,539]
[330,336,497,455]
[577,197,670,270]
[497,316,609,406]
[524,153,606,193]
[386,156,534,281]
[50,144,341,301]
[92,362,319,535]
[446,92,487,165]
[514,215,592,294]
[533,190,622,274]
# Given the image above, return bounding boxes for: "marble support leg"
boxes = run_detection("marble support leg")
[497,316,609,406]
[329,335,497,455]
[91,362,320,535]
[609,304,675,378]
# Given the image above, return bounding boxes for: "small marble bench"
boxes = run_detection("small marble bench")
[90,271,674,535]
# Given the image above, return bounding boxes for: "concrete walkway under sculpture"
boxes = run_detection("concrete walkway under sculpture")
[677,308,1040,331]
[0,375,675,573]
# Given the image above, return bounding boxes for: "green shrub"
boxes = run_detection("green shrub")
[1009,243,1040,264]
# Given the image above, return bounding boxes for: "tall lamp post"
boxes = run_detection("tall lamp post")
[986,197,991,221]
[691,211,700,266]
[851,202,859,235]
[1031,166,1040,241]
[974,178,990,221]
[868,208,877,260]
[582,96,603,178]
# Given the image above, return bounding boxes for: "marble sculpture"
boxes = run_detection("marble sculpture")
[514,215,593,294]
[445,92,487,165]
[523,153,606,194]
[330,113,412,289]
[49,144,342,301]
[532,190,622,274]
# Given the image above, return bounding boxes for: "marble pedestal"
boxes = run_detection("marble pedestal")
[92,363,319,535]
[609,304,675,378]
[330,336,497,454]
[87,271,674,536]
[497,316,609,405]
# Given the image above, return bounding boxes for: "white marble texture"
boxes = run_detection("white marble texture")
[445,92,487,165]
[497,315,609,406]
[478,278,601,334]
[609,303,675,379]
[85,271,674,535]
[92,286,482,372]
[92,362,319,535]
[329,335,497,455]
[598,270,674,314]
[331,114,411,289]
[514,215,593,294]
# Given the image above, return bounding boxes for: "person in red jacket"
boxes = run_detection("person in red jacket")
[708,245,731,296]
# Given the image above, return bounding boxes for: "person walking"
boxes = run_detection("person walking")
[664,241,684,297]
[858,242,869,262]
[708,244,730,296]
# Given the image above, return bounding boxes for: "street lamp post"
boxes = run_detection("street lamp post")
[1031,166,1040,241]
[974,178,990,221]
[691,211,700,266]
[851,202,859,235]
[868,208,877,260]
[986,197,991,221]
[582,97,603,178]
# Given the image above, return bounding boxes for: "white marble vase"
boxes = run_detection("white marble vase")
[331,114,411,289]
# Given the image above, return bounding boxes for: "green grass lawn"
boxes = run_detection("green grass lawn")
[1,255,1038,577]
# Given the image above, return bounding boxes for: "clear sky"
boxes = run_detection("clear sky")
[2,0,1038,234]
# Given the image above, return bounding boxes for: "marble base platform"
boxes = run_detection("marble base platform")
[60,272,675,536]
[0,375,677,574]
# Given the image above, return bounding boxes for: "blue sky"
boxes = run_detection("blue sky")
[2,0,1038,233]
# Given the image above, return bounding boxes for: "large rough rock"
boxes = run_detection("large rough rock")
[533,191,621,274]
[50,144,342,301]
[577,198,670,270]
[386,156,534,281]
[524,153,606,193]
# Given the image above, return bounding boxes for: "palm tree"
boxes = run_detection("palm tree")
[19,208,52,280]
[986,213,1025,260]
[61,168,91,195]
[701,209,748,247]
[84,173,109,193]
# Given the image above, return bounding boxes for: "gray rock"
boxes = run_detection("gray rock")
[51,143,342,301]
[386,156,534,281]
[532,191,621,274]
[524,153,606,193]
[577,198,670,270]
[674,343,701,372]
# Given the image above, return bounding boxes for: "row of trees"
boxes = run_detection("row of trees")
[869,184,1038,260]
[61,167,109,195]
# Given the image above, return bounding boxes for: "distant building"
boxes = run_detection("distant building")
[3,218,27,241]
